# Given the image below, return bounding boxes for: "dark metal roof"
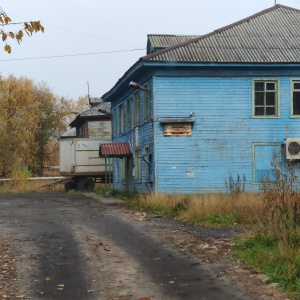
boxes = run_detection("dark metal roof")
[143,5,300,63]
[99,142,132,158]
[69,102,111,128]
[147,34,199,54]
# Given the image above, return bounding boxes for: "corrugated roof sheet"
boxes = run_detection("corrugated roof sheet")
[143,5,300,63]
[99,142,132,157]
[147,34,199,54]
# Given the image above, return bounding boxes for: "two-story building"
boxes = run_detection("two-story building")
[100,4,300,194]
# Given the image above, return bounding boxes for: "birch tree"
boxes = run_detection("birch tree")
[0,6,44,53]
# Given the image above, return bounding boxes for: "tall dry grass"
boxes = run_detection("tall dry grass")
[133,192,265,226]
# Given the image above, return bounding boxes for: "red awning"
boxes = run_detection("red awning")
[99,142,132,158]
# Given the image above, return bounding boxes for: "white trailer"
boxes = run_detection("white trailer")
[59,137,112,191]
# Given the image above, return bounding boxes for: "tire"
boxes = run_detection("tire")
[64,181,75,192]
[77,178,95,192]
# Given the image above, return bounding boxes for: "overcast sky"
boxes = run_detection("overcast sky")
[1,0,300,101]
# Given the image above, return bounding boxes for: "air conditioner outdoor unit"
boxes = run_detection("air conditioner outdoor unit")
[286,138,300,160]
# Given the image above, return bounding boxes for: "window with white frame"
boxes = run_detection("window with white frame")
[144,146,150,181]
[120,158,126,183]
[292,80,300,116]
[126,97,131,130]
[143,86,149,122]
[134,148,141,182]
[113,107,117,136]
[253,80,278,117]
[133,91,140,126]
[119,103,124,133]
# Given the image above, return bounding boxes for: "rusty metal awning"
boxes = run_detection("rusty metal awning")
[99,142,132,158]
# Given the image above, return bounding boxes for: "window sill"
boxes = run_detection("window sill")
[289,116,300,119]
[251,116,281,119]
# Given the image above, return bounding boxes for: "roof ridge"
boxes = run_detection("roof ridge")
[142,4,298,61]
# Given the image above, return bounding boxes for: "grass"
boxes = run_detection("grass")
[121,192,265,227]
[93,188,299,297]
[233,233,300,298]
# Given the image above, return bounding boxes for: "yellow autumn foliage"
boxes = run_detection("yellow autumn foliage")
[0,8,44,53]
[0,75,71,177]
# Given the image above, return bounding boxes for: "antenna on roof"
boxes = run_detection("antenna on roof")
[274,0,277,4]
[87,81,91,107]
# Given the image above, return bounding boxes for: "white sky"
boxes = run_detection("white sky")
[0,0,300,100]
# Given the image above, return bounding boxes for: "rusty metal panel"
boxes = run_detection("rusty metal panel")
[163,123,192,137]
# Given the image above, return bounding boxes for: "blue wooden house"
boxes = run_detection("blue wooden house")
[100,5,300,194]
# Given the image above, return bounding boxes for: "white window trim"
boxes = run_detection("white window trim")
[134,148,141,182]
[252,79,280,118]
[119,103,124,134]
[290,78,300,118]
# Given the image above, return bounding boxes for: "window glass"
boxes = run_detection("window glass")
[145,146,150,181]
[143,86,149,122]
[126,98,131,130]
[113,107,117,136]
[253,80,278,117]
[119,103,124,133]
[133,91,140,126]
[292,80,300,116]
[134,149,141,182]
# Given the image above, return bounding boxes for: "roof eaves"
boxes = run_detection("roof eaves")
[101,59,145,101]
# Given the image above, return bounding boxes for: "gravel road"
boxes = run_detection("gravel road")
[0,192,291,300]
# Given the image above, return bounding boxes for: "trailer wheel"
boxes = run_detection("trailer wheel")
[77,178,95,192]
[64,181,75,191]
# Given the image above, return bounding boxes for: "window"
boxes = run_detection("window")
[144,146,150,181]
[292,80,300,116]
[113,107,117,136]
[253,80,278,117]
[119,103,124,133]
[253,143,281,182]
[133,91,140,126]
[163,123,192,137]
[126,97,131,130]
[87,121,111,138]
[120,158,126,183]
[143,86,149,122]
[134,148,141,182]
[78,123,87,138]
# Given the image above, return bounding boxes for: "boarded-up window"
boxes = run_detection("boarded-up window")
[87,121,111,138]
[253,143,281,182]
[163,123,192,137]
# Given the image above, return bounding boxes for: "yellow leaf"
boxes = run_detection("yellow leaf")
[2,33,7,42]
[8,32,14,39]
[4,16,11,24]
[4,45,11,54]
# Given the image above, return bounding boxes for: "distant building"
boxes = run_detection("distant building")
[101,5,300,194]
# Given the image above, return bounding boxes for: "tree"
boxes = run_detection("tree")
[0,6,44,53]
[0,75,71,176]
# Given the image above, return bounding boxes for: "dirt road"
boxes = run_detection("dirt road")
[0,193,290,300]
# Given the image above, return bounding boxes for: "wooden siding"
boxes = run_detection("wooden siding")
[154,74,300,193]
[111,83,154,193]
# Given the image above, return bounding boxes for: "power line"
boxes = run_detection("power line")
[0,48,146,62]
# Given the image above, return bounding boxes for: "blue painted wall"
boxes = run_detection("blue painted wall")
[154,70,300,193]
[109,65,300,194]
[111,81,154,193]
